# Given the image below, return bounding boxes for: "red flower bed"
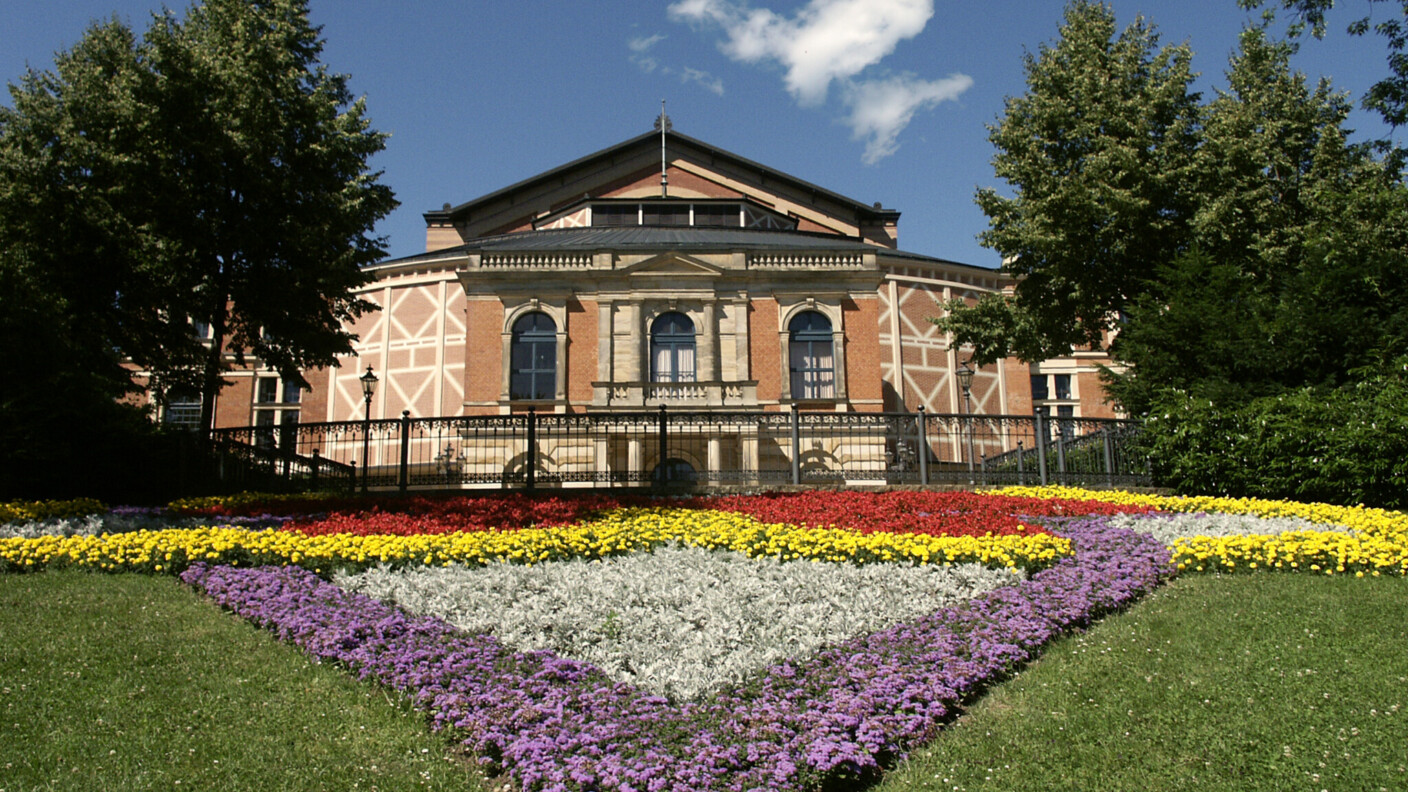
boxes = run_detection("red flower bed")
[186,490,1156,539]
[282,494,632,536]
[695,490,1156,538]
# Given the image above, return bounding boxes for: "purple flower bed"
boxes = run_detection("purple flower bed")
[180,517,1170,792]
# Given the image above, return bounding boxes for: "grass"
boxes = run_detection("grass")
[0,571,487,792]
[876,572,1408,792]
[2,571,1405,792]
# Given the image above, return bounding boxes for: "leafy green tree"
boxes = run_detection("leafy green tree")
[0,0,395,446]
[142,0,396,432]
[939,1,1201,364]
[1241,0,1408,128]
[1107,28,1408,413]
[0,19,173,496]
[944,5,1406,419]
[1103,249,1285,411]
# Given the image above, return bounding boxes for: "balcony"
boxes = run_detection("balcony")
[591,380,759,409]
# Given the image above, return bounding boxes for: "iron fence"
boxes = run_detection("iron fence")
[206,406,1151,493]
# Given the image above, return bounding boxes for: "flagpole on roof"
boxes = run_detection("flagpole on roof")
[655,99,671,197]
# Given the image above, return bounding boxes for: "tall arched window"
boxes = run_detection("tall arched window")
[510,312,557,400]
[650,312,696,383]
[789,311,835,399]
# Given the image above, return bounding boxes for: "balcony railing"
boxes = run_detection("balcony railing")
[207,407,1151,493]
[592,380,758,409]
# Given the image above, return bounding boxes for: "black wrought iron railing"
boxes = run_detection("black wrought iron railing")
[206,406,1151,493]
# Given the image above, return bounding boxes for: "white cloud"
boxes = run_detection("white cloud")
[682,66,726,96]
[843,73,973,164]
[629,33,666,53]
[629,34,665,73]
[669,0,934,105]
[629,33,723,95]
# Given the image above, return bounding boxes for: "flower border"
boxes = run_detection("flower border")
[180,516,1169,792]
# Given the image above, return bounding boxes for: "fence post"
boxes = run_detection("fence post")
[790,403,801,486]
[1103,426,1115,489]
[311,448,320,491]
[1016,440,1025,486]
[916,406,929,486]
[658,404,669,485]
[398,410,411,493]
[526,408,536,491]
[1055,423,1067,481]
[1034,410,1049,486]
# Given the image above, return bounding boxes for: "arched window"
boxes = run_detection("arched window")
[789,311,835,399]
[650,312,696,383]
[651,458,697,484]
[510,312,557,400]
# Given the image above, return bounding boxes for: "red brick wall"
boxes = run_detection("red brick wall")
[567,297,597,404]
[1003,358,1033,416]
[1078,371,1118,418]
[463,299,503,414]
[842,297,883,411]
[749,298,781,404]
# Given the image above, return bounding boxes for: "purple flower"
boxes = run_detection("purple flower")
[181,516,1171,791]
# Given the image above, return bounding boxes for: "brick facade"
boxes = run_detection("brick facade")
[187,130,1120,434]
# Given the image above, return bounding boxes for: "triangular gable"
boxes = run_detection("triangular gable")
[621,252,724,278]
[424,131,900,247]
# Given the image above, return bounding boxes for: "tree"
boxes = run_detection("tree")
[938,1,1201,365]
[0,19,174,496]
[943,5,1407,416]
[143,0,397,433]
[1106,27,1408,413]
[1241,0,1408,128]
[0,0,396,445]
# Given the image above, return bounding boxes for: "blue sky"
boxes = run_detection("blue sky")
[1,1,1398,269]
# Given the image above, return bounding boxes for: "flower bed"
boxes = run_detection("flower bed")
[8,488,1403,790]
[0,507,1072,576]
[180,516,1170,792]
[0,497,106,525]
[998,486,1408,576]
[696,489,1153,537]
[336,547,1023,701]
[176,492,631,533]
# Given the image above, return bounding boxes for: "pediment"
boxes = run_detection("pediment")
[622,253,724,278]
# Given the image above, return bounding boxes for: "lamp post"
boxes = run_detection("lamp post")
[359,365,378,493]
[956,359,976,476]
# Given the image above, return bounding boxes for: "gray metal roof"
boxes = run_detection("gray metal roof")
[431,131,900,225]
[371,226,997,277]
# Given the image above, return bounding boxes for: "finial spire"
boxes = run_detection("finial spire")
[654,100,672,197]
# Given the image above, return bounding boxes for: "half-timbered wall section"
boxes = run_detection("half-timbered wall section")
[332,261,465,422]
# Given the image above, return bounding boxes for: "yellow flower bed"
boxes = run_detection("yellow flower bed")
[167,491,340,513]
[0,498,107,524]
[994,486,1408,576]
[0,507,1070,575]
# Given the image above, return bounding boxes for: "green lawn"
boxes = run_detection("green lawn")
[876,573,1408,792]
[2,571,1405,792]
[0,571,487,792]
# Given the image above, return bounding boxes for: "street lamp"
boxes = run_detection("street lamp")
[956,359,976,476]
[359,365,378,493]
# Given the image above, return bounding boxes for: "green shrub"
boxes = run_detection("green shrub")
[1142,369,1408,509]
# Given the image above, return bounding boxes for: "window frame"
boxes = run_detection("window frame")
[649,311,697,384]
[252,375,301,434]
[509,311,558,401]
[788,310,836,400]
